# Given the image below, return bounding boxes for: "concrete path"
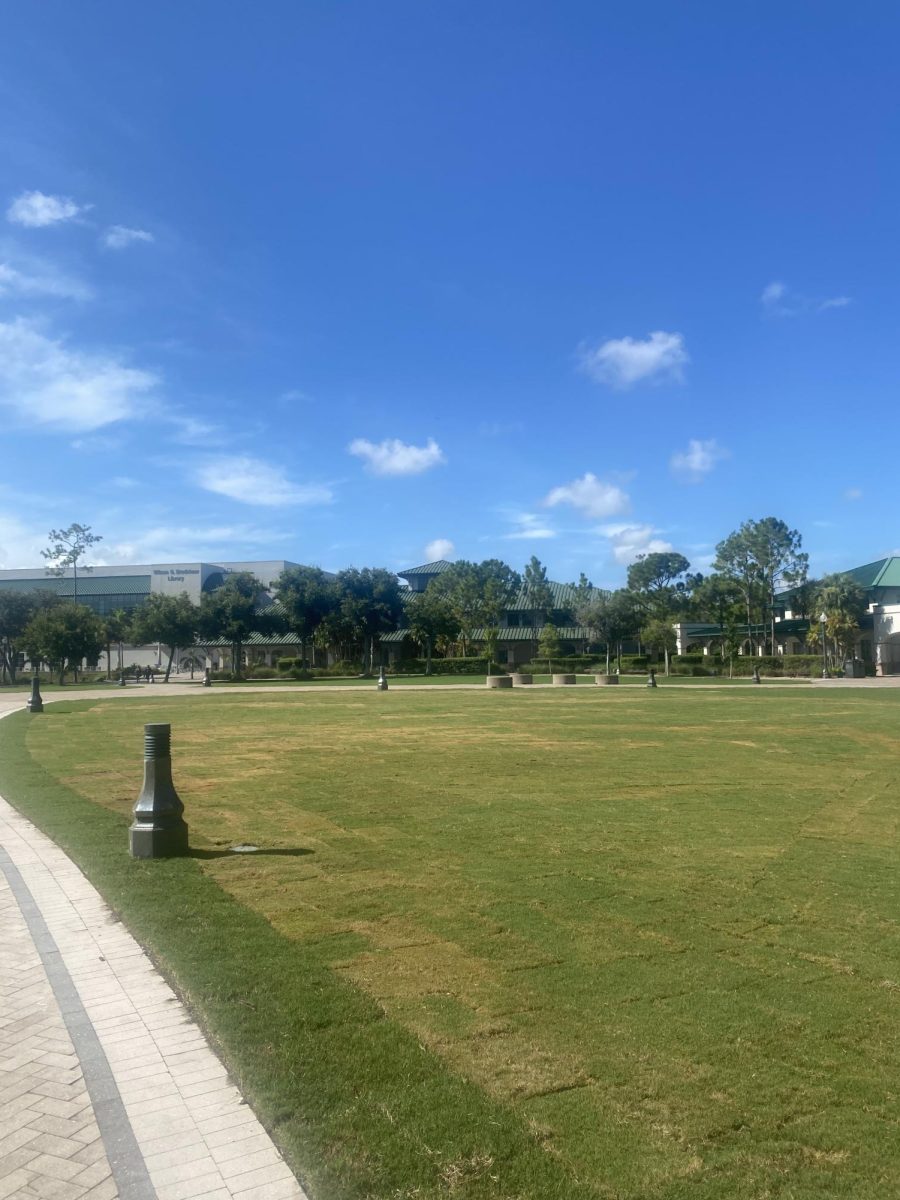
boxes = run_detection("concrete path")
[0,707,308,1200]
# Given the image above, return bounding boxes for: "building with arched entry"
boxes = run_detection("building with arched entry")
[675,556,900,674]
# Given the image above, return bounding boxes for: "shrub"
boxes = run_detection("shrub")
[289,666,314,681]
[248,666,278,679]
[385,657,492,675]
[617,655,649,673]
[781,654,826,677]
[277,656,302,672]
[523,657,602,673]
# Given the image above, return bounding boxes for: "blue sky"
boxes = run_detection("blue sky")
[0,2,895,586]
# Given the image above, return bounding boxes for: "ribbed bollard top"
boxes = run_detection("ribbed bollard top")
[144,723,171,759]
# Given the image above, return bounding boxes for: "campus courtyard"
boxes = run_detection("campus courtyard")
[1,683,899,1199]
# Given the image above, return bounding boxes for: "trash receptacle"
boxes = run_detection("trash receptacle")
[842,658,865,678]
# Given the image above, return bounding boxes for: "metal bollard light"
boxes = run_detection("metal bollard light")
[203,667,212,688]
[752,667,761,684]
[647,668,658,688]
[27,676,44,713]
[129,723,189,858]
[377,666,389,691]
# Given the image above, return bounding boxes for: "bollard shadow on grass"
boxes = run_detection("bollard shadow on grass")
[188,846,314,859]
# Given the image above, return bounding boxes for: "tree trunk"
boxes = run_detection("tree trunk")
[165,644,175,683]
[606,642,610,673]
[664,645,670,676]
[105,639,112,679]
[425,637,432,676]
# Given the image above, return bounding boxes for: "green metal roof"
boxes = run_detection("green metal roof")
[0,574,150,597]
[845,558,900,588]
[59,575,151,596]
[397,560,454,578]
[507,579,579,611]
[381,625,595,644]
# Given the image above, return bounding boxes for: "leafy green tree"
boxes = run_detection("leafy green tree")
[641,616,677,673]
[523,556,554,657]
[129,592,200,682]
[0,591,54,683]
[537,623,561,673]
[691,574,746,675]
[198,572,274,678]
[406,585,458,674]
[335,567,404,673]
[627,552,696,673]
[578,589,640,671]
[23,602,105,684]
[274,566,339,666]
[714,518,808,654]
[101,608,131,680]
[431,560,520,656]
[811,573,868,670]
[41,524,103,604]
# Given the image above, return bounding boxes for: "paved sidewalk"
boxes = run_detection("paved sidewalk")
[0,781,308,1200]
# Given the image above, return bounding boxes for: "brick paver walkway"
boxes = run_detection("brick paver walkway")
[0,754,308,1200]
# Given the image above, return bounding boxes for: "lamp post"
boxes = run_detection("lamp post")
[118,640,126,687]
[820,615,828,679]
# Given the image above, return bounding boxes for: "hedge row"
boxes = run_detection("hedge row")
[388,657,494,675]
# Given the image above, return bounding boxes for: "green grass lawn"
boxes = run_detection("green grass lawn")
[1,687,897,1199]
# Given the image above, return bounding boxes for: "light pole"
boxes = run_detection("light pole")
[820,615,828,678]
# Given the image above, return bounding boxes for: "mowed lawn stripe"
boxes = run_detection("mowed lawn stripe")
[3,686,900,1199]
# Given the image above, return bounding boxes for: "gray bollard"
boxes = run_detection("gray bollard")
[129,724,189,858]
[647,668,658,688]
[752,667,761,684]
[203,667,212,688]
[378,666,389,691]
[27,676,44,713]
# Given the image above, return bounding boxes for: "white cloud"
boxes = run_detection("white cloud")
[670,438,729,482]
[0,513,50,567]
[0,259,90,301]
[544,472,630,520]
[761,281,787,307]
[7,191,84,227]
[101,523,293,564]
[579,331,688,389]
[166,413,224,445]
[597,523,674,565]
[348,436,445,476]
[103,225,154,250]
[425,538,454,560]
[195,455,333,508]
[818,295,851,311]
[0,318,157,431]
[502,512,557,540]
[844,487,863,501]
[761,280,852,316]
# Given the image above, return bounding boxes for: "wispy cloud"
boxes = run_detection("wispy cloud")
[348,436,445,476]
[597,522,673,565]
[761,280,852,317]
[0,257,91,301]
[0,318,156,431]
[166,413,224,446]
[6,190,85,228]
[544,472,630,520]
[502,512,557,540]
[102,225,154,250]
[425,537,455,560]
[670,437,729,482]
[195,455,333,508]
[579,331,688,389]
[102,522,294,564]
[844,487,863,501]
[0,512,52,567]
